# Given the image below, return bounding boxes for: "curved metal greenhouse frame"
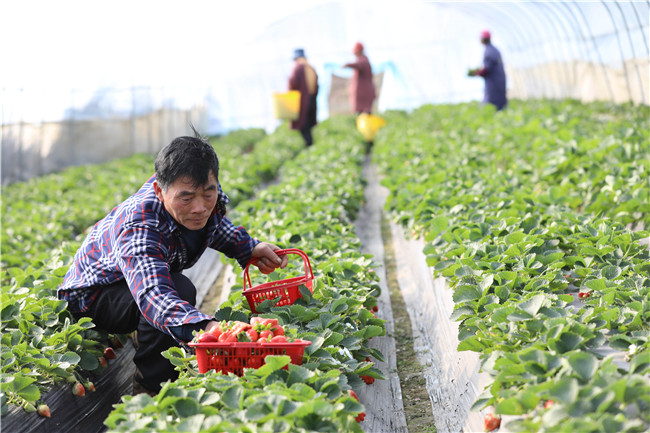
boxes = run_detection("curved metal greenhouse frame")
[1,1,648,185]
[432,0,648,105]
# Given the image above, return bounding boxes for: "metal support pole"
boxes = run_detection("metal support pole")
[131,86,137,155]
[629,0,649,55]
[613,1,647,104]
[70,88,76,166]
[559,2,604,100]
[569,1,616,101]
[509,3,566,99]
[601,1,633,102]
[535,2,578,98]
[18,88,24,182]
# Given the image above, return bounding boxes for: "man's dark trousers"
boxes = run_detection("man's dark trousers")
[73,273,197,392]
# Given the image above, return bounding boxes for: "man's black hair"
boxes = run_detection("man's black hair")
[155,125,220,191]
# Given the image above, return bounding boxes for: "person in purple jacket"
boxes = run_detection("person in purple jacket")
[344,42,376,114]
[58,129,288,395]
[469,30,507,111]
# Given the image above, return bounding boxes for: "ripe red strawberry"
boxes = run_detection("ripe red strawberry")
[99,357,108,368]
[361,375,375,385]
[246,328,259,342]
[209,327,223,339]
[112,336,124,349]
[103,347,117,359]
[37,404,51,418]
[372,305,378,312]
[259,329,273,341]
[72,382,85,397]
[349,390,366,422]
[262,318,279,328]
[218,330,237,343]
[198,331,219,343]
[484,413,501,431]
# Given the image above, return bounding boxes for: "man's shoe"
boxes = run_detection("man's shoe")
[131,330,139,350]
[132,368,157,396]
[132,378,157,397]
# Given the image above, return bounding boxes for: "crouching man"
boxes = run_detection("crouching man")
[58,129,288,395]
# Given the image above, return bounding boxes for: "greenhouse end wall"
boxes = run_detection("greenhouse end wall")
[1,107,207,185]
[507,58,649,104]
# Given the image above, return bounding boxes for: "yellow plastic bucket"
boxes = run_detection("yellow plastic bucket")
[356,113,386,141]
[273,91,301,121]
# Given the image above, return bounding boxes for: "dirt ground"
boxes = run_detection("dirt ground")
[198,269,226,317]
[382,215,437,433]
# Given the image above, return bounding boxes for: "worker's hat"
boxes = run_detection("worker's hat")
[293,48,306,60]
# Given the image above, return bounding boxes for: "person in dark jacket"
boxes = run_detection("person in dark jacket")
[344,42,376,114]
[289,48,319,146]
[469,30,507,111]
[58,129,288,395]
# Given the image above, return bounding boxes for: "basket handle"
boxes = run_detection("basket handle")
[243,248,314,292]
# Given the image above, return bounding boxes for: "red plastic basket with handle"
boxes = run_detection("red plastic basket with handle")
[188,340,312,375]
[242,248,314,313]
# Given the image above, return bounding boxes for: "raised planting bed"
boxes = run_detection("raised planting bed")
[373,100,650,432]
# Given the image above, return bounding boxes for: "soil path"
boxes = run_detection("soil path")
[353,156,409,432]
[389,225,487,433]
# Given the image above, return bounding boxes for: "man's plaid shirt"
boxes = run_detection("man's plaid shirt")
[57,175,259,337]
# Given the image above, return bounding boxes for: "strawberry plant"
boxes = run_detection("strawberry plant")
[374,100,650,431]
[0,127,289,271]
[1,126,304,415]
[218,116,386,386]
[105,356,365,432]
[108,116,384,430]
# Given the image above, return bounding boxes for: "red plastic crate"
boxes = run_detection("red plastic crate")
[242,248,314,313]
[188,340,312,375]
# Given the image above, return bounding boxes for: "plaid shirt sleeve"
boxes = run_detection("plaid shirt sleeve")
[209,215,260,269]
[114,221,213,335]
[211,183,260,268]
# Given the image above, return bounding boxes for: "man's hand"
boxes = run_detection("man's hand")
[251,242,288,274]
[204,320,221,333]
